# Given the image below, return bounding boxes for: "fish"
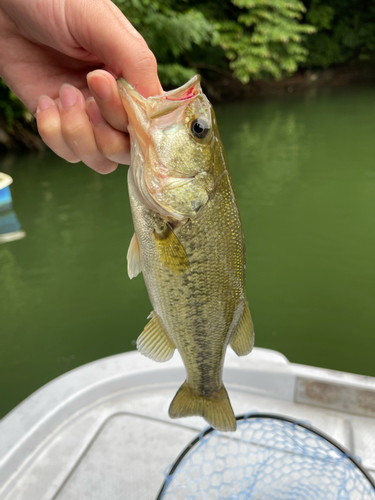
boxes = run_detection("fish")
[118,75,254,432]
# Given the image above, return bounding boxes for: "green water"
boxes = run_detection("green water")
[1,86,375,418]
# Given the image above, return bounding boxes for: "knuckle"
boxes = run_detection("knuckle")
[37,117,61,140]
[99,141,121,159]
[136,52,158,74]
[61,118,86,138]
[94,129,130,161]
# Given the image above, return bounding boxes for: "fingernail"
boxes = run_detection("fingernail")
[87,73,111,101]
[86,98,105,126]
[60,84,78,108]
[37,95,53,112]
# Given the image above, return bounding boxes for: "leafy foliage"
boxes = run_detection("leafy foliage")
[114,0,213,86]
[157,64,196,88]
[0,79,28,130]
[303,0,375,68]
[212,0,315,82]
[114,0,315,85]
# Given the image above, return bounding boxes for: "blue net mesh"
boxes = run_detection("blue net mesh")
[159,414,375,500]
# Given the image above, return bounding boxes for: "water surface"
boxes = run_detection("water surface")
[1,86,375,418]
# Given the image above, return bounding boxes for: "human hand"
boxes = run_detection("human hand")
[0,0,162,173]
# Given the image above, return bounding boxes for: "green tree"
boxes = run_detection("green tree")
[303,0,375,68]
[212,0,315,82]
[114,0,212,85]
[0,79,28,130]
[114,0,315,85]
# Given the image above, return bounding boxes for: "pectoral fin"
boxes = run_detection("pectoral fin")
[127,233,142,279]
[137,311,176,362]
[154,223,189,274]
[231,302,254,356]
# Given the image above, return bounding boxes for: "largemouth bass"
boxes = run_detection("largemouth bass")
[118,75,254,432]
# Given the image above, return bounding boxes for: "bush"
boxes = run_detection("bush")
[0,79,28,130]
[114,0,315,85]
[303,0,375,68]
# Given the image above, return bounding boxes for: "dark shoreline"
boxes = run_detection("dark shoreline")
[0,115,45,153]
[203,64,375,102]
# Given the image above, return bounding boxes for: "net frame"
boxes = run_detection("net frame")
[157,413,375,499]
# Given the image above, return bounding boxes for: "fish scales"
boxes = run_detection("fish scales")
[119,75,254,432]
[129,170,243,392]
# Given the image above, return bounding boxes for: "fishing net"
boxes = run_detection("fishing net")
[157,413,375,500]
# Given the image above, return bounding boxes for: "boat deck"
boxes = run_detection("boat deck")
[1,348,375,499]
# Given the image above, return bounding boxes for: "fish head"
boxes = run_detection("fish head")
[118,75,220,220]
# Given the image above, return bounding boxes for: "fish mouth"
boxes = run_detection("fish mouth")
[117,76,204,220]
[117,75,202,122]
[117,74,204,170]
[117,74,204,174]
[117,78,149,155]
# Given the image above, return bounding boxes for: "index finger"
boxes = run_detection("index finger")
[87,70,129,133]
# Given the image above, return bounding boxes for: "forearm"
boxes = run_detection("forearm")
[0,5,16,77]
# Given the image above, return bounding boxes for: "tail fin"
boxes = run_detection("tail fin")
[168,381,236,432]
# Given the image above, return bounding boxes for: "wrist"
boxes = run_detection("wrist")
[0,9,24,95]
[0,13,10,77]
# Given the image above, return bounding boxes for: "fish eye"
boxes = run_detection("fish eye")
[190,118,210,140]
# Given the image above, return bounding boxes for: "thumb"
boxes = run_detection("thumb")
[66,0,162,98]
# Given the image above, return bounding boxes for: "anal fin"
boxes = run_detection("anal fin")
[169,381,236,432]
[137,311,176,362]
[231,301,254,356]
[127,233,142,279]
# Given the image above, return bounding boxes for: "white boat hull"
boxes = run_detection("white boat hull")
[1,348,374,499]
